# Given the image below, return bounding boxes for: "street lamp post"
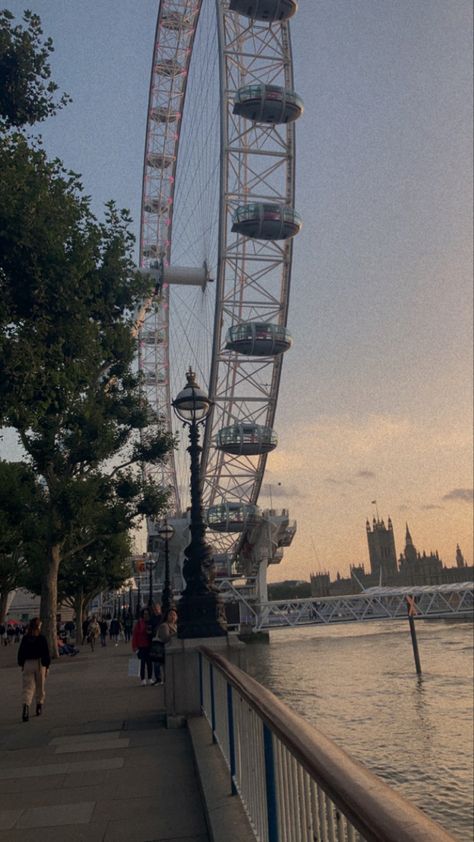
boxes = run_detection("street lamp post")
[136,579,142,619]
[158,521,175,617]
[145,555,156,608]
[172,368,227,638]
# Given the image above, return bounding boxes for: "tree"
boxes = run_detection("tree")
[0,31,174,655]
[61,532,133,635]
[268,580,311,600]
[0,9,70,127]
[0,460,45,623]
[22,527,133,639]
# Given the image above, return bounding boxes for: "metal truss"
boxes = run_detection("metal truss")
[243,584,474,631]
[203,4,296,527]
[139,0,202,512]
[138,1,297,553]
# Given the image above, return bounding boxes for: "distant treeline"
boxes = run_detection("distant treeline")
[268,580,311,600]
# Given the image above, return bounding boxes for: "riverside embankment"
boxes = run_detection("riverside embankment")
[0,641,243,842]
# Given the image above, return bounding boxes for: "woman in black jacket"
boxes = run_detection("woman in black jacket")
[17,617,51,722]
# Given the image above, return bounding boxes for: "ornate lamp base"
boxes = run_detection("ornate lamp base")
[177,592,228,639]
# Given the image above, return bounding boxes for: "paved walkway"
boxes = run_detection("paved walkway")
[0,641,209,842]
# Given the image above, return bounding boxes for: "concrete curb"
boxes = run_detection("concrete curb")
[187,716,256,842]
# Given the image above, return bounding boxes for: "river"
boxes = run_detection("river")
[240,619,473,841]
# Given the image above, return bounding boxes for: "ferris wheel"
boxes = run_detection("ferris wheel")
[137,0,303,564]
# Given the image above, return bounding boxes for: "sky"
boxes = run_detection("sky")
[3,0,473,581]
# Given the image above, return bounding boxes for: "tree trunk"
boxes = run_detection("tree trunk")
[0,591,9,625]
[40,544,61,658]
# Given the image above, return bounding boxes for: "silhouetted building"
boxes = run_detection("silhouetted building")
[398,524,443,585]
[366,517,398,580]
[310,518,473,597]
[456,544,466,568]
[310,571,331,597]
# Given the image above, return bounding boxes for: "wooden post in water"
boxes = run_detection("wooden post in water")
[406,595,422,676]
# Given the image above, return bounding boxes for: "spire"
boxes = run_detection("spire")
[456,544,466,568]
[403,523,417,564]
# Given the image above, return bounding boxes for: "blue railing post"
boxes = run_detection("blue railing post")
[198,651,203,710]
[209,662,216,743]
[227,683,237,795]
[263,724,279,842]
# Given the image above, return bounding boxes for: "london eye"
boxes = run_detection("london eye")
[136,0,303,576]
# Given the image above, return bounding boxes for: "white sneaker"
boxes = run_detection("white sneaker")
[141,679,148,686]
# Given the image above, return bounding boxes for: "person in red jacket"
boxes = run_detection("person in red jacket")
[131,608,153,685]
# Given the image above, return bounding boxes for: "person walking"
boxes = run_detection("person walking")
[17,618,51,722]
[109,617,121,645]
[81,617,90,645]
[123,612,133,643]
[99,618,108,647]
[132,608,153,685]
[87,617,100,651]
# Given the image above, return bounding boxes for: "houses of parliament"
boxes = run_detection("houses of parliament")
[311,516,473,597]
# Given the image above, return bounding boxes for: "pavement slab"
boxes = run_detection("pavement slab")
[0,809,23,830]
[3,820,110,842]
[0,642,210,841]
[16,801,95,828]
[54,737,130,753]
[49,731,123,745]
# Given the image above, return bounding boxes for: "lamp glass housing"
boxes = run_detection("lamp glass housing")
[173,369,212,423]
[158,522,175,541]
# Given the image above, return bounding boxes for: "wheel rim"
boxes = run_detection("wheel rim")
[138,0,300,566]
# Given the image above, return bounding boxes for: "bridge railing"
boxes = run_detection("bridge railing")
[253,584,474,630]
[199,646,455,842]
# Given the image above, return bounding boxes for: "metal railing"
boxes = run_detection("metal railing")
[215,582,474,632]
[198,647,456,842]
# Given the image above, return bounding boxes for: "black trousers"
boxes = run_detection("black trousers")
[137,648,152,680]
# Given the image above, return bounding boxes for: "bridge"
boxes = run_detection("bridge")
[217,581,474,631]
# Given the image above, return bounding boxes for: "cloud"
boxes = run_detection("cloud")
[420,504,444,510]
[356,470,376,479]
[442,488,473,503]
[325,477,354,486]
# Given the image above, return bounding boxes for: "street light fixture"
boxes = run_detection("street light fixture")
[135,579,142,618]
[158,520,175,616]
[172,368,227,638]
[145,554,156,608]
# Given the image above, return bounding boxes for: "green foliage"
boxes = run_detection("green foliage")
[59,532,132,607]
[0,9,70,127]
[0,133,175,509]
[22,526,132,607]
[0,11,175,650]
[267,580,311,600]
[0,460,45,613]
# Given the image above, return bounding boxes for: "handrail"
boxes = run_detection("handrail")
[200,646,455,842]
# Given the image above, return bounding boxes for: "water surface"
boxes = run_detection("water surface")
[241,620,473,841]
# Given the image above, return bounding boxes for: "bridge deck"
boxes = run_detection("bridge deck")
[233,582,474,630]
